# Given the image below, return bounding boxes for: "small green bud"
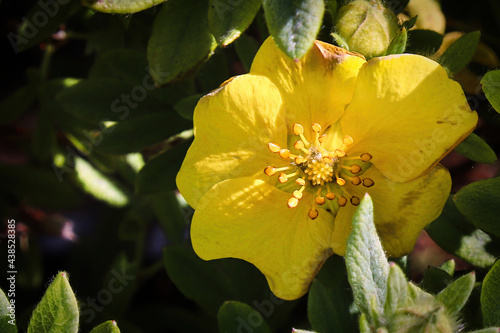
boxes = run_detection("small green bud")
[333,0,399,59]
[388,295,459,333]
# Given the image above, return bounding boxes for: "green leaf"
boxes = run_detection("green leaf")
[436,272,475,315]
[345,194,389,320]
[308,279,347,333]
[56,78,167,126]
[0,84,37,125]
[454,133,497,164]
[426,196,500,268]
[32,97,57,162]
[27,272,79,333]
[402,15,418,30]
[467,329,500,333]
[147,0,217,85]
[406,29,443,55]
[93,111,191,154]
[208,0,262,46]
[173,94,202,120]
[358,313,371,333]
[481,260,500,326]
[73,157,131,207]
[89,320,121,333]
[438,31,481,76]
[136,139,192,195]
[481,70,500,113]
[89,49,149,86]
[454,176,500,238]
[263,0,325,59]
[385,27,408,55]
[421,266,454,295]
[0,288,17,333]
[217,301,272,333]
[407,282,435,305]
[312,255,356,333]
[384,263,408,316]
[82,0,165,13]
[13,0,81,53]
[148,192,188,245]
[163,245,271,317]
[326,0,338,21]
[235,34,260,72]
[438,259,456,277]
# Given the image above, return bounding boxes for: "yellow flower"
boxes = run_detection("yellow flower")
[176,38,477,300]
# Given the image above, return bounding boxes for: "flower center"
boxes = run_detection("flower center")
[264,122,375,220]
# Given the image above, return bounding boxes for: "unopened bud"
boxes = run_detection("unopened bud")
[333,0,399,59]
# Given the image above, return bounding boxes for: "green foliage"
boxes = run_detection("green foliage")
[481,70,500,113]
[0,288,17,333]
[82,0,165,14]
[263,0,325,59]
[88,321,121,333]
[454,177,500,239]
[217,301,272,333]
[406,29,443,55]
[27,272,79,333]
[455,133,497,164]
[438,31,481,76]
[481,260,500,327]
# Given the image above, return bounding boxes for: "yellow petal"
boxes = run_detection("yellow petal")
[331,164,451,257]
[341,54,477,183]
[191,177,334,300]
[177,75,287,208]
[250,37,365,138]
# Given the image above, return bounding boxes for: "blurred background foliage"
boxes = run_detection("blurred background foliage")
[0,0,499,332]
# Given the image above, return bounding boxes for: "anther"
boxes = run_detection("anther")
[350,196,361,206]
[336,149,346,157]
[338,196,347,207]
[311,123,322,133]
[336,178,346,186]
[288,197,299,208]
[315,196,325,205]
[293,190,303,199]
[363,178,375,187]
[360,153,372,162]
[343,135,354,146]
[293,123,304,135]
[295,178,306,186]
[350,164,362,174]
[268,143,281,153]
[351,176,361,186]
[278,173,288,183]
[323,156,334,164]
[295,156,307,164]
[279,149,291,159]
[326,192,336,200]
[308,208,319,220]
[264,166,276,176]
[318,134,327,143]
[294,141,305,150]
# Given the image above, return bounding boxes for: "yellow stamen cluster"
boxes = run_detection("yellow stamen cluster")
[264,123,375,220]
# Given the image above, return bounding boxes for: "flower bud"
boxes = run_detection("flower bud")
[333,0,399,59]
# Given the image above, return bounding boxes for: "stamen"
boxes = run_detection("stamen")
[363,178,375,187]
[350,196,361,206]
[279,149,291,159]
[311,123,322,133]
[308,208,319,220]
[318,134,327,143]
[326,192,336,200]
[335,149,346,158]
[360,153,372,162]
[268,143,281,153]
[287,197,299,208]
[338,196,348,207]
[278,173,288,183]
[350,164,362,174]
[293,123,304,135]
[295,177,306,186]
[295,156,307,164]
[323,156,334,164]
[350,176,361,186]
[294,141,305,150]
[336,178,346,186]
[315,196,325,205]
[264,166,277,176]
[343,135,354,146]
[293,187,305,199]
